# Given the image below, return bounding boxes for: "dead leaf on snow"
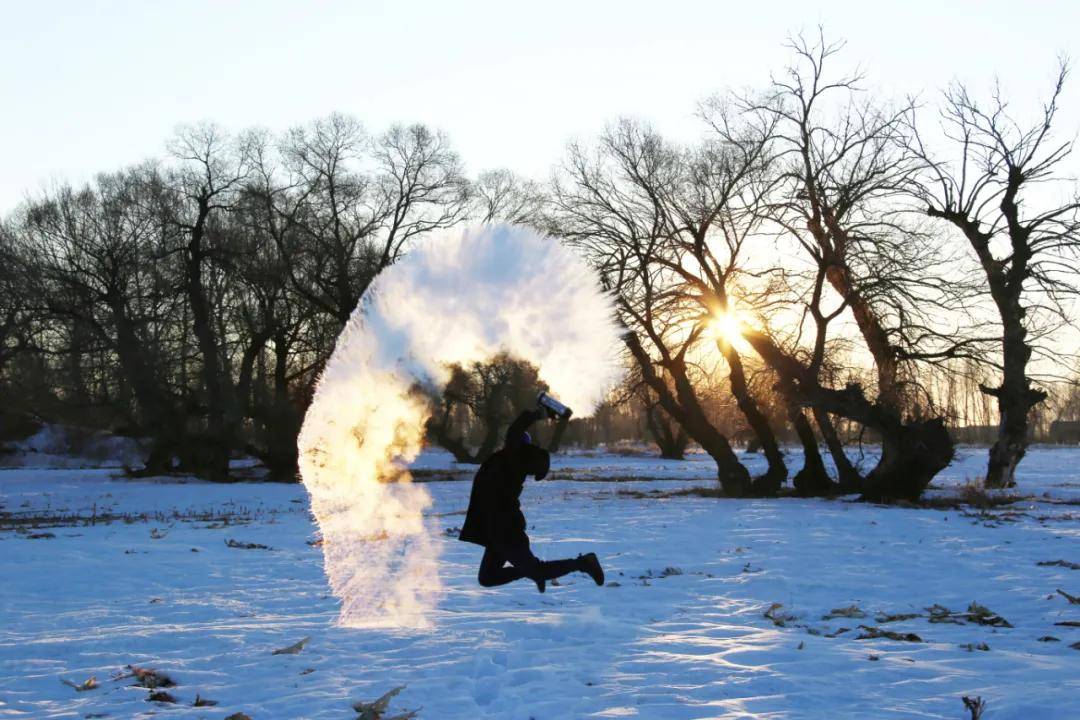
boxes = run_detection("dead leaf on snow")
[856,625,923,642]
[272,637,311,655]
[60,676,98,692]
[823,605,865,620]
[352,685,419,720]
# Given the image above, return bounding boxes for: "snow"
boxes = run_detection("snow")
[1,424,146,470]
[1,447,1078,719]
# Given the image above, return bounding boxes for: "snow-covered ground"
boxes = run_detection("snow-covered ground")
[1,447,1077,719]
[0,424,147,470]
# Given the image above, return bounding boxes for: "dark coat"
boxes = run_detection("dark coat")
[459,411,550,547]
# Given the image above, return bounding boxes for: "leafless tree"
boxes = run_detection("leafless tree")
[164,123,261,481]
[0,224,34,387]
[472,169,546,226]
[1,115,532,481]
[906,61,1080,487]
[423,355,550,463]
[233,129,327,479]
[685,32,1017,499]
[273,115,470,327]
[15,167,184,471]
[550,118,793,496]
[639,389,690,459]
[724,31,989,419]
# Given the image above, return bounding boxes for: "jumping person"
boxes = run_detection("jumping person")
[458,403,605,593]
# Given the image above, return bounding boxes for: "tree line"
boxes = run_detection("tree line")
[1,32,1077,499]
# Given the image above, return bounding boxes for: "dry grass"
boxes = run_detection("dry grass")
[225,538,272,550]
[823,605,866,620]
[963,696,987,720]
[115,665,175,689]
[855,625,924,642]
[0,506,275,533]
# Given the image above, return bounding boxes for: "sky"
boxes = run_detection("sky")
[1,0,1078,213]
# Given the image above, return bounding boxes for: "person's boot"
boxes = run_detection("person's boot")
[534,577,546,594]
[577,553,604,586]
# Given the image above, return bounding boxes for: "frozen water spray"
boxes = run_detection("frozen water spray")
[298,225,622,627]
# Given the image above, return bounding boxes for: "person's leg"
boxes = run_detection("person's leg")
[577,552,605,586]
[500,543,583,583]
[477,546,525,587]
[478,542,606,592]
[489,542,546,592]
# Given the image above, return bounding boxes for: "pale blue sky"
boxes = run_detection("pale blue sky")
[2,1,1077,212]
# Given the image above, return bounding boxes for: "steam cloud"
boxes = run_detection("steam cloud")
[298,225,622,627]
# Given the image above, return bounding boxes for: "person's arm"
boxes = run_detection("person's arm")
[548,413,571,453]
[504,409,544,449]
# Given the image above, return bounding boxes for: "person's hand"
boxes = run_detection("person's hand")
[536,404,557,421]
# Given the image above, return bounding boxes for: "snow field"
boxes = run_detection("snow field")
[0,448,1077,719]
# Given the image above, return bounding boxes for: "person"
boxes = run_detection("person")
[458,404,605,593]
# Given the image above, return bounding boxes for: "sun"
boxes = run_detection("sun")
[705,309,748,349]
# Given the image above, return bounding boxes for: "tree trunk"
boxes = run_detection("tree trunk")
[263,330,300,481]
[820,228,903,416]
[425,400,477,464]
[779,379,833,497]
[861,417,954,502]
[624,333,753,495]
[743,329,953,501]
[473,419,501,464]
[723,345,787,488]
[924,200,1048,490]
[984,309,1046,487]
[813,406,863,493]
[790,407,831,496]
[184,203,232,482]
[644,403,688,460]
[107,293,180,475]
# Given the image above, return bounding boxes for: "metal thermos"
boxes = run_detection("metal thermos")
[537,391,572,419]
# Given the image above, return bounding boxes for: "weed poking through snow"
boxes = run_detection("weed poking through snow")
[60,676,98,692]
[1055,588,1079,604]
[962,695,986,720]
[352,685,419,719]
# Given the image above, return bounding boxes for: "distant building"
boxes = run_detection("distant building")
[1049,420,1080,445]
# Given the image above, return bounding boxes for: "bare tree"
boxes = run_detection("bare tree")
[726,32,987,418]
[685,31,1014,499]
[640,390,690,459]
[907,62,1080,487]
[274,115,471,327]
[232,129,328,479]
[15,168,184,471]
[424,355,547,463]
[550,118,790,496]
[0,224,33,387]
[165,123,258,481]
[472,169,545,225]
